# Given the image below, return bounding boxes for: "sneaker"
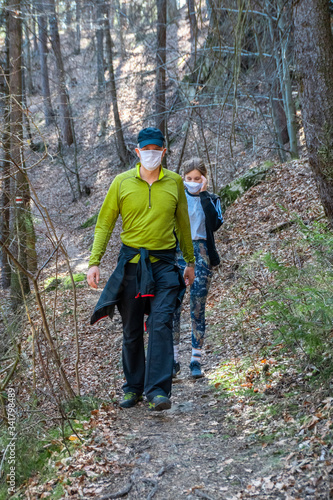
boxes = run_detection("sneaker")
[189,360,204,379]
[148,395,172,411]
[119,392,143,408]
[172,361,181,378]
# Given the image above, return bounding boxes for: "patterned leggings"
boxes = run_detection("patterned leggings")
[173,240,212,349]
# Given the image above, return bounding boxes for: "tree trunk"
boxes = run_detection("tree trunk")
[74,0,81,55]
[103,5,128,166]
[1,22,11,289]
[8,0,31,305]
[267,1,298,160]
[187,0,197,45]
[167,0,178,23]
[115,0,126,59]
[96,0,105,92]
[294,0,333,225]
[65,0,72,28]
[270,91,287,162]
[37,0,55,125]
[155,0,167,138]
[277,2,298,159]
[253,22,288,162]
[271,85,289,146]
[31,4,39,54]
[23,11,34,95]
[22,65,34,145]
[47,0,74,146]
[187,0,200,72]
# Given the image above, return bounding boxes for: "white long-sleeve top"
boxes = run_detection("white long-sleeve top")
[185,191,207,240]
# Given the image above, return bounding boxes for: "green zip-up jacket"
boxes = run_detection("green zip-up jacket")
[88,164,195,268]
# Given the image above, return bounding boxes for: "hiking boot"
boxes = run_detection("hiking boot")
[148,395,172,411]
[172,361,181,378]
[189,360,203,379]
[119,392,143,408]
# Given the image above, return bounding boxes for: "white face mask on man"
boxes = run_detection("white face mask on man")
[139,149,164,171]
[184,181,203,193]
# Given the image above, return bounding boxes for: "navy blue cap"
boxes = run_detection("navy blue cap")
[137,127,165,148]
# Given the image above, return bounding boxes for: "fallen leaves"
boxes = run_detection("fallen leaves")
[68,435,80,442]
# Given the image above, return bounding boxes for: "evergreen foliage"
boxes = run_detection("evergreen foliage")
[262,221,333,376]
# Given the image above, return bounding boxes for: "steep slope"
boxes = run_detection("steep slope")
[21,158,333,499]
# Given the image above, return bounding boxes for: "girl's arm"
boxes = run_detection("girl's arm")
[200,192,224,231]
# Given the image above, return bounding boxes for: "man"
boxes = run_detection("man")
[87,127,195,411]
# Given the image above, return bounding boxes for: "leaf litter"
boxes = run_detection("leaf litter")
[18,157,333,500]
[4,12,330,498]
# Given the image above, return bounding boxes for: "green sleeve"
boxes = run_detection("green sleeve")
[175,178,195,264]
[88,178,120,267]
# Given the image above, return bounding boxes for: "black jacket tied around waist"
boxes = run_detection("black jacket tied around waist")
[90,244,186,325]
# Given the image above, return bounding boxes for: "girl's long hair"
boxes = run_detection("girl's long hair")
[182,158,207,178]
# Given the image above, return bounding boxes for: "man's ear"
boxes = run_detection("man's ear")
[135,148,140,158]
[162,148,167,158]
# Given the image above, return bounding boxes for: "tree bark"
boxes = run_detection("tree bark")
[267,0,298,159]
[187,0,198,45]
[167,0,178,23]
[37,0,55,126]
[23,10,34,95]
[1,20,11,289]
[277,1,298,159]
[103,4,128,166]
[96,0,105,92]
[155,0,167,138]
[8,0,31,304]
[294,0,333,225]
[65,0,72,28]
[115,0,126,59]
[47,0,74,146]
[74,0,81,55]
[253,21,288,161]
[271,85,289,146]
[31,3,39,54]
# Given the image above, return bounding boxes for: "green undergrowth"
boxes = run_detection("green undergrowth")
[207,219,333,448]
[262,221,333,378]
[80,213,98,229]
[207,352,332,450]
[43,273,86,292]
[207,350,287,397]
[0,396,101,499]
[212,219,333,386]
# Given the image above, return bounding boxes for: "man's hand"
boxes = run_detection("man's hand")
[183,266,195,286]
[87,266,100,289]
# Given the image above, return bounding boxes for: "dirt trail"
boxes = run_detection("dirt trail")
[49,300,306,500]
[24,161,332,499]
[81,331,286,500]
[41,304,291,500]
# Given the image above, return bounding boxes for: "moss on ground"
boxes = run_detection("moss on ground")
[80,214,98,229]
[44,273,86,292]
[219,162,273,211]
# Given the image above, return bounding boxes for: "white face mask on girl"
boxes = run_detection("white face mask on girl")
[184,181,203,193]
[139,150,163,171]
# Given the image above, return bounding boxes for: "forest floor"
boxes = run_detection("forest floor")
[1,9,332,499]
[19,159,333,500]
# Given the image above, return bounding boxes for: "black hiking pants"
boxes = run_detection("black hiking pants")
[117,260,180,401]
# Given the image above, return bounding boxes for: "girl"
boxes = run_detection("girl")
[173,158,223,378]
